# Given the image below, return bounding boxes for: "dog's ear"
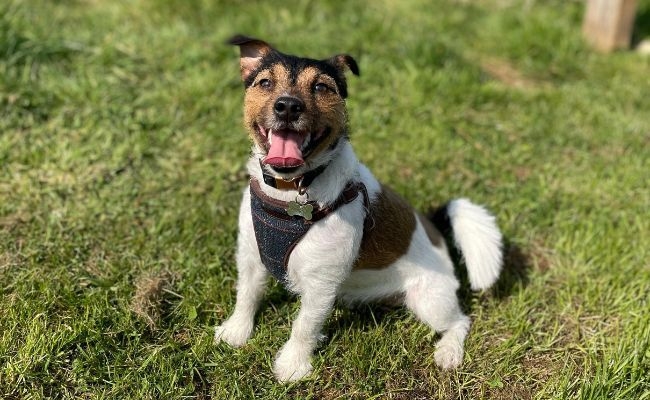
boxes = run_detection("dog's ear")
[227,35,273,81]
[328,54,360,76]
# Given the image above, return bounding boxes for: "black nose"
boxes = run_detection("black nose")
[274,96,305,122]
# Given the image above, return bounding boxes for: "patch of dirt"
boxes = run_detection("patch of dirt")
[487,383,537,400]
[81,247,113,281]
[130,269,180,329]
[0,211,31,231]
[481,57,546,90]
[522,352,563,385]
[0,251,18,271]
[527,238,554,272]
[0,238,25,273]
[173,328,193,346]
[513,166,534,183]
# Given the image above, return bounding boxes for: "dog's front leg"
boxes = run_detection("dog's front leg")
[214,252,267,347]
[215,191,268,347]
[273,285,337,382]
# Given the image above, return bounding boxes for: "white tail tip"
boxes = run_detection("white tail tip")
[447,199,503,290]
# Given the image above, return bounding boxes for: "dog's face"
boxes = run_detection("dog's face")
[229,35,359,179]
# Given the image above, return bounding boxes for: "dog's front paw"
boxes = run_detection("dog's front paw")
[214,319,253,348]
[273,342,313,382]
[434,342,464,369]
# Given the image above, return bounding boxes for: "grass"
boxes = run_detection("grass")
[1,0,649,398]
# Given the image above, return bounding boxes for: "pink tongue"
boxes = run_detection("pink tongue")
[264,130,305,167]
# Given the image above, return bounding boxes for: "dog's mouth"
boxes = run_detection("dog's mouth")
[257,124,329,171]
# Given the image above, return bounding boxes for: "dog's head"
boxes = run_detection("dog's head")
[228,35,359,179]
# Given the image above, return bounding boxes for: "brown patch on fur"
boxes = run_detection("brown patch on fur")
[243,64,289,147]
[130,270,179,330]
[304,77,347,159]
[417,213,444,248]
[294,66,320,92]
[354,185,416,270]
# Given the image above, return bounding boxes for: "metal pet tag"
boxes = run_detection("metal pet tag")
[287,201,313,220]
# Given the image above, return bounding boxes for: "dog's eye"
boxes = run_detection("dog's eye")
[258,79,272,89]
[314,83,331,93]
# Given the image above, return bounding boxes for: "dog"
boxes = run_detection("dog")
[215,35,503,382]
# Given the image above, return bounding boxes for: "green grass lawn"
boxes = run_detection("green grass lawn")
[1,0,649,398]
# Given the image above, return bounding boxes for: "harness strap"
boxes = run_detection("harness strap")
[250,178,366,222]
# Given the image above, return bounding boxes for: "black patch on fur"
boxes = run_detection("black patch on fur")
[429,203,452,237]
[227,34,262,47]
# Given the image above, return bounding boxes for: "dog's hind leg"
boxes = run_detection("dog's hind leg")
[404,272,470,369]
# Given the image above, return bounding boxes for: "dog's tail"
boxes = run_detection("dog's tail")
[431,199,503,290]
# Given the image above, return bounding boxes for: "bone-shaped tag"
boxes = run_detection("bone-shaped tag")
[287,201,314,220]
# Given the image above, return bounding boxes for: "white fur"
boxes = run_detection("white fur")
[448,199,503,290]
[215,140,503,382]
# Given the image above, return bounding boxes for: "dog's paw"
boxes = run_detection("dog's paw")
[273,342,313,382]
[434,342,463,369]
[214,319,253,348]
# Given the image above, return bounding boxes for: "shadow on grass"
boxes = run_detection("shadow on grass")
[492,240,532,298]
[446,237,531,314]
[633,3,650,46]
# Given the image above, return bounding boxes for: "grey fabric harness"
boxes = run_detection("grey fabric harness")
[249,177,367,286]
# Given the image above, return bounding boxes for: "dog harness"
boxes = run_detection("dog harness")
[250,177,368,286]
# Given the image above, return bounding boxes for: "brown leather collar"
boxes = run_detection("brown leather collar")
[250,178,369,223]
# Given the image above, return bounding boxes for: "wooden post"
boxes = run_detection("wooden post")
[582,0,638,52]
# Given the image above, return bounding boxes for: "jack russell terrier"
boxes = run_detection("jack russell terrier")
[215,35,503,382]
